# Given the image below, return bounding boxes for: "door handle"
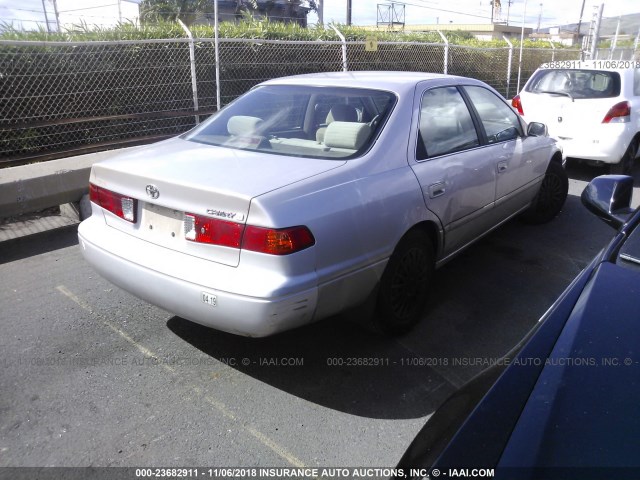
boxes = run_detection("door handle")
[428,182,446,198]
[497,160,508,173]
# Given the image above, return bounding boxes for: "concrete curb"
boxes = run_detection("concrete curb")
[0,147,140,220]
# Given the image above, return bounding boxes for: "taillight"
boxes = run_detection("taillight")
[184,213,243,248]
[183,213,314,255]
[602,101,631,123]
[511,95,524,115]
[89,183,137,223]
[242,225,315,255]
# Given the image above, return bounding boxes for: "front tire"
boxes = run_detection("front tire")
[373,230,434,335]
[521,160,568,224]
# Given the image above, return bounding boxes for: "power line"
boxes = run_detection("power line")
[58,4,119,14]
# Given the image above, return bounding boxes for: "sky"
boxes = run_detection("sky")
[0,0,638,31]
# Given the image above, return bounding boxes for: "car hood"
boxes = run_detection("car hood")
[497,261,640,468]
[411,257,640,474]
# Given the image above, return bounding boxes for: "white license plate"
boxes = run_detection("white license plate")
[201,292,217,307]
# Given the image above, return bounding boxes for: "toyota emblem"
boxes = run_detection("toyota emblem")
[146,184,160,199]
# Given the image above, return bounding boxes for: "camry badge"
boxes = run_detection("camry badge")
[207,209,245,222]
[146,184,160,199]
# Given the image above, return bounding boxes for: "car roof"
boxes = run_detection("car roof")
[259,71,481,95]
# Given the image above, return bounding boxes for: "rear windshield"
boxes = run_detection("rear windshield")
[184,85,396,160]
[526,69,621,99]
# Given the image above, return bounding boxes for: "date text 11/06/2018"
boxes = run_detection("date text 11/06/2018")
[541,60,640,70]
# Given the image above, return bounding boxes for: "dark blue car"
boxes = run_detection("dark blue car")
[396,175,640,480]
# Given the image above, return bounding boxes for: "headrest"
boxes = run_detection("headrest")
[227,116,263,136]
[323,122,372,150]
[326,104,358,123]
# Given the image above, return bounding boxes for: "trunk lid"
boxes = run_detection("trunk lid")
[91,137,344,266]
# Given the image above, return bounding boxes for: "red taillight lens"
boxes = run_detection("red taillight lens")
[184,213,243,248]
[242,225,315,255]
[184,214,315,255]
[511,95,524,115]
[602,101,631,123]
[89,183,137,223]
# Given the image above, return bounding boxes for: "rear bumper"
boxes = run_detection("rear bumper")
[78,220,318,337]
[559,136,627,164]
[550,124,634,165]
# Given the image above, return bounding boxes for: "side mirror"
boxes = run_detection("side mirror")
[527,122,548,137]
[581,175,635,229]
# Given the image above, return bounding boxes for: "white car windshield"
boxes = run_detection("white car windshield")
[527,69,621,99]
[184,85,396,159]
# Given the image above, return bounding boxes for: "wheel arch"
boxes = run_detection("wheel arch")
[550,150,563,165]
[398,220,441,258]
[630,132,640,158]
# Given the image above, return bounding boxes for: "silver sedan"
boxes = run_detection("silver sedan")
[78,71,567,337]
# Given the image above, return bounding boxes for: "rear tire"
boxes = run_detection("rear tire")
[610,139,638,175]
[521,160,568,224]
[373,230,434,335]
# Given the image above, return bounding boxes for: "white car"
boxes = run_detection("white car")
[512,60,640,173]
[78,72,566,337]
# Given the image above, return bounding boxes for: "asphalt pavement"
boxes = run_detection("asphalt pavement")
[1,163,638,469]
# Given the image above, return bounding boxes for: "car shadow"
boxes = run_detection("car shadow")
[566,160,640,183]
[0,224,79,264]
[166,311,457,420]
[167,193,614,420]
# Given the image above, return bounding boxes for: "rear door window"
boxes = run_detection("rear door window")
[416,86,480,160]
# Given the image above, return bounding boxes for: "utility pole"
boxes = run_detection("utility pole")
[576,0,586,45]
[586,3,604,59]
[506,0,512,26]
[41,0,52,33]
[51,0,61,32]
[346,0,352,25]
[610,16,621,60]
[536,3,542,33]
[517,0,528,93]
[118,0,122,22]
[316,0,323,26]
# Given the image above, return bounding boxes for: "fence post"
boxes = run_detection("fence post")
[547,40,556,61]
[330,24,348,72]
[178,19,200,124]
[503,36,513,99]
[214,0,221,111]
[437,30,449,74]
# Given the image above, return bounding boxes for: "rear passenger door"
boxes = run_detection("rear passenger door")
[410,85,497,257]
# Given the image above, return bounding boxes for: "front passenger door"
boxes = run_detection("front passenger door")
[463,86,547,217]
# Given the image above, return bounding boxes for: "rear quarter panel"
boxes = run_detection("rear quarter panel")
[247,97,442,317]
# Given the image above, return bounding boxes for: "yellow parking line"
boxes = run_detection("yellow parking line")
[55,284,306,467]
[56,285,93,312]
[56,285,175,373]
[246,426,306,468]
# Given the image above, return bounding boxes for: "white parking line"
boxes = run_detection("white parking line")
[55,284,308,468]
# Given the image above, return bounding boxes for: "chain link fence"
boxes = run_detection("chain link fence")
[8,35,635,167]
